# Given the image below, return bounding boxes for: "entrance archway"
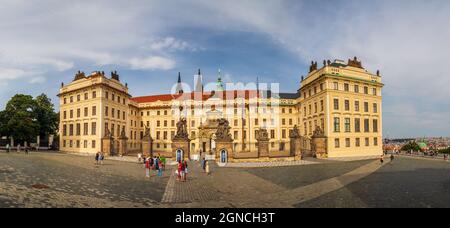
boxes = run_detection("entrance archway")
[176,149,184,162]
[220,149,228,164]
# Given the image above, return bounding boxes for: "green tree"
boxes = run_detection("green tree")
[401,141,421,152]
[34,93,59,138]
[2,94,39,143]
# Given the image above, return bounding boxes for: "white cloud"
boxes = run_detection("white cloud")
[0,67,26,80]
[129,56,176,70]
[144,37,197,52]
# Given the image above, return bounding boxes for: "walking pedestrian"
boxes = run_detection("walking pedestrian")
[25,146,29,155]
[17,144,21,153]
[181,160,186,182]
[201,158,206,172]
[99,152,104,165]
[138,153,142,163]
[142,156,147,168]
[145,157,151,178]
[6,144,10,153]
[183,160,188,181]
[156,157,162,177]
[390,153,394,163]
[95,152,100,165]
[161,156,166,171]
[380,155,384,164]
[177,161,182,181]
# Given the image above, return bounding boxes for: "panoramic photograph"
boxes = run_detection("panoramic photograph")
[0,0,449,219]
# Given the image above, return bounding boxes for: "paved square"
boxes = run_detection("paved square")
[1,152,449,208]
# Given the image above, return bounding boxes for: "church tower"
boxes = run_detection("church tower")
[175,72,184,94]
[216,69,224,91]
[194,69,203,93]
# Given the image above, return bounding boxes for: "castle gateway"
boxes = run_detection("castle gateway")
[58,57,384,162]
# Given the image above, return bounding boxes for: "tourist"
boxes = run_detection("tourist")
[390,153,394,163]
[380,155,384,164]
[25,146,29,155]
[205,160,210,175]
[161,156,166,170]
[177,161,182,181]
[6,144,10,153]
[138,153,142,163]
[145,157,151,178]
[181,160,186,182]
[183,160,188,181]
[142,156,147,168]
[99,152,104,165]
[201,158,206,172]
[95,152,100,165]
[150,156,154,170]
[156,157,162,177]
[17,144,21,153]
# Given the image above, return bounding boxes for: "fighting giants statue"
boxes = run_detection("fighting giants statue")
[215,118,232,141]
[256,128,269,141]
[289,125,301,138]
[173,117,189,140]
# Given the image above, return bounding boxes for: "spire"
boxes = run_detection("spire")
[216,68,224,91]
[175,72,183,94]
[195,68,203,93]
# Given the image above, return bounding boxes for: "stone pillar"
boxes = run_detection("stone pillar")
[172,139,190,161]
[290,125,302,160]
[256,129,270,158]
[102,137,112,156]
[311,126,327,158]
[142,135,153,157]
[118,136,128,156]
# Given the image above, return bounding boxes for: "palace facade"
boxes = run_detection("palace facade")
[58,57,383,161]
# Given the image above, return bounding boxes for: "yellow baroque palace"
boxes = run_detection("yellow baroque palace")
[58,57,383,161]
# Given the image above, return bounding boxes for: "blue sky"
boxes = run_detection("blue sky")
[1,0,449,138]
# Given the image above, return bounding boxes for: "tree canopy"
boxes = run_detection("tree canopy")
[401,141,421,152]
[0,93,58,142]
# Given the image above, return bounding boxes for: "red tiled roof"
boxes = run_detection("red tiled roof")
[130,90,260,103]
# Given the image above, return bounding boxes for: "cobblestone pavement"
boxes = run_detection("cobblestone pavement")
[1,152,448,207]
[296,157,450,208]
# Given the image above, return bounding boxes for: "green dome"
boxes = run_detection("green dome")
[418,142,427,149]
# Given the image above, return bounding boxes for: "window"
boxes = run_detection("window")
[63,111,67,119]
[92,106,96,116]
[345,100,350,111]
[91,122,96,135]
[163,131,167,140]
[344,83,349,91]
[255,119,259,125]
[333,82,339,90]
[282,119,285,125]
[373,119,378,133]
[270,130,275,139]
[112,108,115,118]
[77,108,80,118]
[289,119,293,125]
[356,138,361,147]
[70,96,73,103]
[64,98,67,104]
[364,86,369,94]
[354,85,359,93]
[355,101,360,112]
[77,94,80,102]
[70,110,73,118]
[157,121,160,127]
[345,118,351,132]
[314,103,318,113]
[84,93,88,100]
[83,123,88,135]
[105,106,109,116]
[92,91,96,98]
[345,138,350,147]
[355,118,361,132]
[335,138,340,148]
[364,102,369,112]
[84,107,88,117]
[334,98,339,110]
[365,137,370,146]
[92,140,96,148]
[334,117,340,132]
[320,100,324,111]
[234,131,238,139]
[373,88,377,96]
[69,124,74,136]
[364,119,370,132]
[282,129,286,139]
[84,140,87,148]
[76,123,81,136]
[63,125,67,136]
[156,131,160,140]
[157,111,160,115]
[373,103,378,113]
[374,137,378,146]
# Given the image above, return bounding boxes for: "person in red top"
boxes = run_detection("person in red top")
[177,161,182,181]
